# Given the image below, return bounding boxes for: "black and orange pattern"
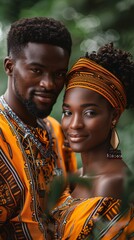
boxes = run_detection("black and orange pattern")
[0,97,77,239]
[51,194,134,239]
[66,58,127,115]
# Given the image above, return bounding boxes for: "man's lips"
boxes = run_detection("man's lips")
[34,92,55,103]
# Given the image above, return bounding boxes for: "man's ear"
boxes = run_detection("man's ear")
[4,57,14,76]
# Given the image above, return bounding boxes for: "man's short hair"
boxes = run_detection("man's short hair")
[7,17,72,57]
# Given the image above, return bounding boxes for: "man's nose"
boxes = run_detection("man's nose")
[39,73,55,90]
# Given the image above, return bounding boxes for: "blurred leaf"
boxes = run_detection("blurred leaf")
[46,173,92,215]
[121,169,134,211]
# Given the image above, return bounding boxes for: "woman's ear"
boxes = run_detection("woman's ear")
[4,57,14,76]
[112,109,120,125]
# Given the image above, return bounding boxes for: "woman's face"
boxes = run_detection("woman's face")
[62,87,115,153]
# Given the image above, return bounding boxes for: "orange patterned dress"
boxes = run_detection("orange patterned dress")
[51,189,134,239]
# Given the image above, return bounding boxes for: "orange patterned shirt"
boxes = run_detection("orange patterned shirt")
[0,97,77,240]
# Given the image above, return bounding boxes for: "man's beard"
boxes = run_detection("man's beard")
[24,98,53,118]
[14,79,53,119]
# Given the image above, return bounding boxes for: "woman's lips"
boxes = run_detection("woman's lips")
[68,134,87,143]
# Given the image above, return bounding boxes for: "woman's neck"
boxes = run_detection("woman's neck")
[81,145,110,176]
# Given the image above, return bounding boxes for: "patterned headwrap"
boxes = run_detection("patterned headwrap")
[66,58,127,115]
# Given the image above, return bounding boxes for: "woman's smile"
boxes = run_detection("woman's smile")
[68,133,88,143]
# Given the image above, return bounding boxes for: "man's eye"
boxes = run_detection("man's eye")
[55,72,66,78]
[31,68,41,74]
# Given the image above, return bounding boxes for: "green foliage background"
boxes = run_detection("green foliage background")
[0,0,134,170]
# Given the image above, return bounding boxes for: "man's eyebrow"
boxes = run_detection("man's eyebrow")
[28,62,68,72]
[28,62,44,67]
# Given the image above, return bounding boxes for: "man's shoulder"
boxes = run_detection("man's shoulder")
[45,116,60,125]
[46,116,61,127]
[44,116,63,136]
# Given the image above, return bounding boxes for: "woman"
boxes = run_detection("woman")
[50,43,134,239]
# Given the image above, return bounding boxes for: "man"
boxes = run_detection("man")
[0,17,77,239]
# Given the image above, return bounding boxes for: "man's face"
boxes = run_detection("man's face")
[5,43,70,119]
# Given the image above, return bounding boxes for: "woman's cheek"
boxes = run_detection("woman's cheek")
[61,118,69,133]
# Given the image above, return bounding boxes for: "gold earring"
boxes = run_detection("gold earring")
[110,128,119,149]
[107,121,122,159]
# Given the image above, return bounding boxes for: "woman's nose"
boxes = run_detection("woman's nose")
[70,114,84,129]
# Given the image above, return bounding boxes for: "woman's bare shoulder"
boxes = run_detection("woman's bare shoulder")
[95,171,125,199]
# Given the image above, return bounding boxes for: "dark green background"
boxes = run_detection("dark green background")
[0,0,134,170]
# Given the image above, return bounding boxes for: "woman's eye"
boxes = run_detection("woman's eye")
[62,110,72,117]
[84,110,96,117]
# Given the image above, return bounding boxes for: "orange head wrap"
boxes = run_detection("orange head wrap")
[66,58,127,115]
